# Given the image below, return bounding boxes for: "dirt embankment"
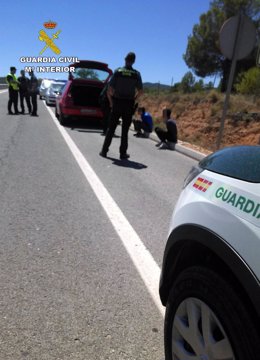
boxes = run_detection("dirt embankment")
[140,92,260,153]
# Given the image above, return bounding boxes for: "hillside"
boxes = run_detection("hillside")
[143,82,171,91]
[139,90,260,152]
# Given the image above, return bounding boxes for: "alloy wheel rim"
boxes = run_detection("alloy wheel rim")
[172,297,235,360]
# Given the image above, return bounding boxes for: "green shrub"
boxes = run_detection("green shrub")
[235,67,260,95]
[208,90,220,103]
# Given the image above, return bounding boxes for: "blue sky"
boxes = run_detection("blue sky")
[1,0,215,85]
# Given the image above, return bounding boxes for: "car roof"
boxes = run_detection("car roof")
[51,81,67,84]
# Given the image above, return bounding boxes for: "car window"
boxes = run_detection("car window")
[51,83,66,91]
[72,67,110,82]
[60,84,66,93]
[41,80,53,89]
[200,146,260,183]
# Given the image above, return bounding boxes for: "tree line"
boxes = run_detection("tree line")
[183,0,260,94]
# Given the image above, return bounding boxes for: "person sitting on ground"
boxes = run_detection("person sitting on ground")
[155,108,178,150]
[133,107,153,138]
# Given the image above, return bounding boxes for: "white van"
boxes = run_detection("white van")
[39,79,53,99]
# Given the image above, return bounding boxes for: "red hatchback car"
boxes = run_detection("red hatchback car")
[55,60,113,125]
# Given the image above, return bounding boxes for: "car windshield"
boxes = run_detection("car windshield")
[51,83,65,91]
[199,146,260,183]
[72,67,110,82]
[41,81,53,88]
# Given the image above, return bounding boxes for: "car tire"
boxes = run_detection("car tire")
[55,108,59,119]
[59,112,66,126]
[164,266,260,360]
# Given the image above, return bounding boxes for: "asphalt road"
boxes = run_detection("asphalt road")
[0,91,197,360]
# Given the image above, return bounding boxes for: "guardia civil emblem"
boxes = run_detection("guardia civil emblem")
[38,20,61,55]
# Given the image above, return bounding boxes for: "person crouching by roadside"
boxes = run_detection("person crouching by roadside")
[155,108,177,150]
[133,107,153,138]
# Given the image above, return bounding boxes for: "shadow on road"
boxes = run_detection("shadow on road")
[106,157,147,170]
[61,118,103,133]
[61,119,121,139]
[60,119,147,169]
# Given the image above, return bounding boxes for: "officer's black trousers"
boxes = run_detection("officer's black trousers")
[8,88,19,113]
[102,98,134,155]
[101,104,111,134]
[30,93,38,115]
[19,92,31,113]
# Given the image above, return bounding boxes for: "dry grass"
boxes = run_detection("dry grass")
[139,91,260,151]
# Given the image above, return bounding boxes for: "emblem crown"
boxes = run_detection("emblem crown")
[44,20,57,29]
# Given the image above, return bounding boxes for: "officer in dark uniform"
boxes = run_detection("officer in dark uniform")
[99,82,111,135]
[99,52,143,159]
[28,70,38,116]
[18,70,32,114]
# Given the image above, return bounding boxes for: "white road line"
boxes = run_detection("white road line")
[0,90,8,94]
[45,105,165,316]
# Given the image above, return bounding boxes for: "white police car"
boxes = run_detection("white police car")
[159,145,260,360]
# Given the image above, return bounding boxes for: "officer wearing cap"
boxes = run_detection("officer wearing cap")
[6,66,20,115]
[100,52,143,159]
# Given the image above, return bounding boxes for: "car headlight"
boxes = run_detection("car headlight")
[183,165,203,189]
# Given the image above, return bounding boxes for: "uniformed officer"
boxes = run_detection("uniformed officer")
[99,82,111,135]
[6,66,20,115]
[28,70,38,116]
[18,70,32,114]
[99,52,143,159]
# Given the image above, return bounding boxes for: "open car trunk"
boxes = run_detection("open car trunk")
[70,84,102,107]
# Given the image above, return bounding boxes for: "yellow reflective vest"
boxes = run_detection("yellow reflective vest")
[6,73,19,91]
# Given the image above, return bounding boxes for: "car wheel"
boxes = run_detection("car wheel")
[164,266,260,360]
[59,112,66,126]
[55,108,59,119]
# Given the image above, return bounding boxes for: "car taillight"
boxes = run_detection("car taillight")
[183,165,203,189]
[64,92,73,105]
